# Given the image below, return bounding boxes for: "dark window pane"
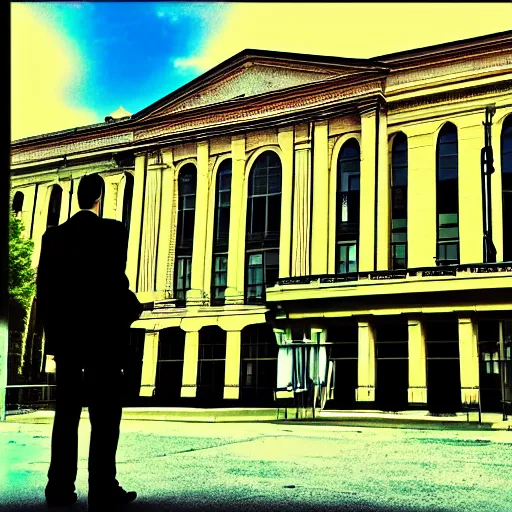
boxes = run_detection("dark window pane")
[267,195,281,234]
[250,197,266,234]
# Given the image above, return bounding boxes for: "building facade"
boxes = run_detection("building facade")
[10,32,512,413]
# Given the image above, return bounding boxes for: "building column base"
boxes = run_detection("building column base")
[356,386,375,402]
[408,386,427,405]
[224,287,244,305]
[139,385,155,398]
[186,288,207,307]
[181,384,197,398]
[461,387,480,405]
[223,385,240,400]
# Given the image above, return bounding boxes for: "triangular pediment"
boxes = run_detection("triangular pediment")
[134,50,388,121]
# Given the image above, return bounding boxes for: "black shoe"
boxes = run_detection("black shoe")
[88,486,137,509]
[45,491,78,508]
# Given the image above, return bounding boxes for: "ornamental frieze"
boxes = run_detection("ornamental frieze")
[134,81,382,142]
[12,132,134,166]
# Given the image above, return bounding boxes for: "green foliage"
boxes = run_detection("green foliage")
[8,211,35,311]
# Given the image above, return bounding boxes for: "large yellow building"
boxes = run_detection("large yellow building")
[10,31,512,414]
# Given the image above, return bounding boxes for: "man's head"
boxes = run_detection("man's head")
[78,174,103,212]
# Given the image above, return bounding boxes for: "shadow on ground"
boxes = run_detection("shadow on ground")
[0,497,454,512]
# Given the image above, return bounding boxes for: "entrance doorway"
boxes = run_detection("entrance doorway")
[374,317,408,412]
[196,326,226,407]
[425,317,461,414]
[154,328,185,405]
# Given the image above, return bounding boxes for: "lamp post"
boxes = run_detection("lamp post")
[482,104,496,263]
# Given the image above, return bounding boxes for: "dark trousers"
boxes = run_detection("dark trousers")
[46,356,123,495]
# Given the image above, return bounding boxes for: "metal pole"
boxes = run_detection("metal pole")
[1,142,11,421]
[482,105,496,263]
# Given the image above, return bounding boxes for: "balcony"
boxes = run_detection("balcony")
[265,262,512,304]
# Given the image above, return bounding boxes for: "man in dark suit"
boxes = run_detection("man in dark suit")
[37,173,143,509]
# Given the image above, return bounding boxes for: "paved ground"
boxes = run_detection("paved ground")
[1,419,512,512]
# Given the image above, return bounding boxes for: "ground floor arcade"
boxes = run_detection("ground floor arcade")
[128,312,512,414]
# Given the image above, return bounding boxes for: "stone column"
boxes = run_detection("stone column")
[224,330,242,399]
[155,152,175,293]
[356,320,376,402]
[458,117,484,264]
[408,317,427,405]
[58,181,71,224]
[278,128,293,279]
[126,153,146,292]
[31,184,52,268]
[225,136,246,304]
[187,141,209,306]
[310,121,329,275]
[139,331,159,397]
[137,163,164,294]
[407,132,436,268]
[181,330,199,398]
[359,109,378,272]
[376,109,390,270]
[102,174,123,220]
[458,316,480,405]
[19,185,36,239]
[69,177,81,217]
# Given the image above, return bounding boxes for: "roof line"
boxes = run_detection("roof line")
[372,30,512,62]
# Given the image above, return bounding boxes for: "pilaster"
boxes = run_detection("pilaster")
[102,173,123,220]
[458,117,484,264]
[491,121,504,262]
[139,331,159,397]
[126,154,146,292]
[408,317,427,404]
[359,110,377,272]
[278,128,293,279]
[181,330,199,398]
[310,121,328,275]
[69,177,81,218]
[155,152,175,292]
[356,320,376,402]
[376,109,390,270]
[58,181,71,224]
[458,316,480,405]
[31,184,51,268]
[225,136,246,304]
[224,330,242,399]
[187,141,209,306]
[19,185,36,238]
[408,132,437,268]
[138,162,164,293]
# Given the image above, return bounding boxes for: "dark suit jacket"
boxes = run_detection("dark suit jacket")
[37,210,143,360]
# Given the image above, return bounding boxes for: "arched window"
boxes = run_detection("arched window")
[175,164,197,302]
[122,172,134,234]
[436,123,459,265]
[212,159,232,304]
[336,139,360,274]
[46,185,62,229]
[12,191,24,218]
[391,133,408,269]
[501,115,512,261]
[245,151,281,303]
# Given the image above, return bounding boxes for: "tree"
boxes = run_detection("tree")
[8,211,35,310]
[8,211,35,384]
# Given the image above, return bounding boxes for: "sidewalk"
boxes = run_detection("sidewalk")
[2,407,511,431]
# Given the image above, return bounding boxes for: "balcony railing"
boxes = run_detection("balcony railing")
[269,262,512,288]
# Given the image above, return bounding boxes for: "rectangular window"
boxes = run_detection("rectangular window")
[437,213,459,265]
[246,250,279,303]
[175,256,192,302]
[212,254,228,302]
[337,242,357,274]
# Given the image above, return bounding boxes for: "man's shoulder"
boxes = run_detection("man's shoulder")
[101,218,128,237]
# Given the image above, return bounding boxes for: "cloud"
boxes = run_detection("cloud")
[171,3,512,73]
[11,3,98,141]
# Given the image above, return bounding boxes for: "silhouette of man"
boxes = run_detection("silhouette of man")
[37,173,142,509]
